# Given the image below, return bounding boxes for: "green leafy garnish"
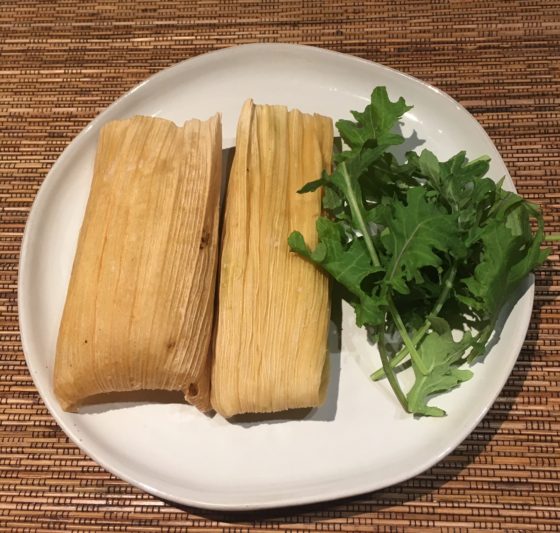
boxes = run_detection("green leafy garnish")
[289,86,549,417]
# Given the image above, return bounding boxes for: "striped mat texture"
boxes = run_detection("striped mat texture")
[1,1,559,531]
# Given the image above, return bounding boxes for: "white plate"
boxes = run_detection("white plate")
[19,44,533,511]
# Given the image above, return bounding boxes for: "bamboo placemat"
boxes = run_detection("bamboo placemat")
[1,1,559,531]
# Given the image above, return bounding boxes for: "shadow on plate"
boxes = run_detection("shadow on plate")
[390,125,425,162]
[78,390,188,414]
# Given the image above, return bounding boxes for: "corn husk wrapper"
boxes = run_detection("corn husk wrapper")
[54,114,222,412]
[211,100,333,417]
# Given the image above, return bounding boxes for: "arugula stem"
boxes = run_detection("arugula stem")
[386,295,429,375]
[377,325,409,412]
[371,261,459,381]
[432,261,459,316]
[340,162,382,268]
[369,322,430,381]
[371,322,428,381]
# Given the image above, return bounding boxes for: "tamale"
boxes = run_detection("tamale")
[54,114,221,412]
[211,100,333,418]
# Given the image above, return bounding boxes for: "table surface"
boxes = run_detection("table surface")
[1,1,559,531]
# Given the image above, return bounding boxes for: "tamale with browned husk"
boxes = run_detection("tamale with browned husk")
[54,114,221,412]
[211,100,333,417]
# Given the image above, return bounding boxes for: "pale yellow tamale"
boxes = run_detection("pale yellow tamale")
[211,100,333,417]
[54,114,222,412]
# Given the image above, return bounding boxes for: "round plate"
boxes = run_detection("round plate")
[19,44,533,510]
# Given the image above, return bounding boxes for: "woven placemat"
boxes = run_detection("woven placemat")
[1,1,559,531]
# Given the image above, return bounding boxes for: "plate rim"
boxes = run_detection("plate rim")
[18,43,533,511]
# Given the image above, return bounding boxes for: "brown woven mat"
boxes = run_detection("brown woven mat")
[1,0,559,530]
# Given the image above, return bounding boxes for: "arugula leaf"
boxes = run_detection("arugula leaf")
[381,187,464,294]
[336,87,412,157]
[360,152,417,205]
[461,203,548,320]
[407,328,474,417]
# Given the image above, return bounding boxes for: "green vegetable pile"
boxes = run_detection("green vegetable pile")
[289,87,549,417]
